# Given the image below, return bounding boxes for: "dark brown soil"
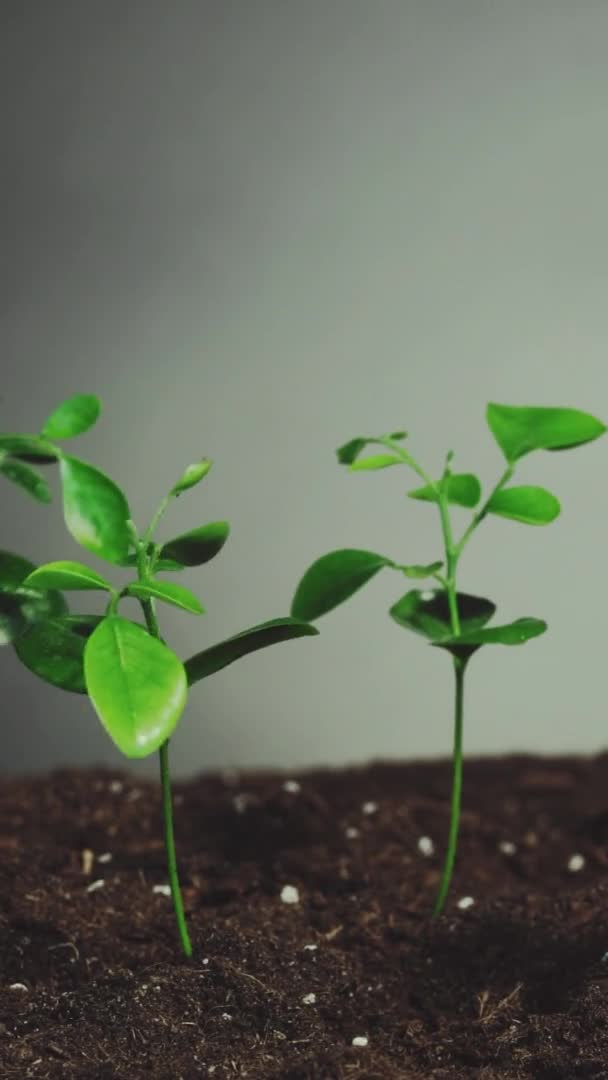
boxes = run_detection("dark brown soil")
[2,755,608,1078]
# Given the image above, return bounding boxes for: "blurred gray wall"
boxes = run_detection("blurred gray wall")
[2,1,608,777]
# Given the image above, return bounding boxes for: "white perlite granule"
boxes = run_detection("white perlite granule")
[457,896,475,910]
[362,801,378,815]
[302,993,317,1005]
[345,827,360,839]
[86,879,105,894]
[417,836,434,857]
[280,885,300,904]
[283,780,301,794]
[352,1036,368,1047]
[152,884,171,897]
[567,853,585,873]
[499,841,517,856]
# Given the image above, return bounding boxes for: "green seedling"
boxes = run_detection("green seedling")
[1,394,318,956]
[291,404,606,914]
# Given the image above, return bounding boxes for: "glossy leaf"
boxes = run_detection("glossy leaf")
[291,549,392,621]
[0,551,67,646]
[408,473,482,508]
[159,521,230,567]
[390,589,496,641]
[59,455,131,563]
[83,616,188,758]
[486,485,561,525]
[126,579,205,615]
[434,617,547,659]
[336,432,407,466]
[486,403,606,463]
[350,454,403,472]
[14,614,103,693]
[0,435,57,464]
[0,459,51,503]
[170,458,212,496]
[42,394,101,440]
[400,560,444,579]
[24,560,113,592]
[185,617,319,686]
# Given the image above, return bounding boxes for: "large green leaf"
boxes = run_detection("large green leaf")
[408,473,482,508]
[389,589,496,641]
[159,521,230,567]
[291,549,392,621]
[0,551,67,645]
[336,432,407,466]
[0,459,51,503]
[486,403,606,463]
[0,435,57,464]
[42,394,101,440]
[83,616,188,758]
[59,455,131,564]
[170,458,212,496]
[14,614,103,693]
[434,616,547,659]
[486,486,560,525]
[24,560,113,592]
[185,617,319,686]
[126,579,205,615]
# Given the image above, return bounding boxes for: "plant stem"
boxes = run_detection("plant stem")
[433,656,465,916]
[454,464,514,559]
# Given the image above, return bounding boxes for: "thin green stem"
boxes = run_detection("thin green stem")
[454,464,514,559]
[143,494,173,544]
[433,657,466,915]
[379,437,438,491]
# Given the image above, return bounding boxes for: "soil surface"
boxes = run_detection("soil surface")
[2,755,608,1078]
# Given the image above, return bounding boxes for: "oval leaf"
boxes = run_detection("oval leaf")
[59,455,131,564]
[0,435,57,464]
[408,473,482,508]
[0,459,51,503]
[0,550,67,645]
[42,394,101,440]
[390,589,496,641]
[400,560,444,579]
[14,614,103,693]
[24,560,113,592]
[126,579,204,615]
[336,432,407,466]
[170,458,212,496]
[291,549,392,621]
[159,521,230,567]
[486,403,606,463]
[350,454,402,472]
[185,617,319,686]
[434,617,547,657]
[83,616,188,758]
[486,486,560,525]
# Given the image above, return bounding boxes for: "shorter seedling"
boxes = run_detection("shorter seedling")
[291,403,606,912]
[1,394,318,955]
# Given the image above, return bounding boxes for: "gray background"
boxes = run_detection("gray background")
[2,1,607,777]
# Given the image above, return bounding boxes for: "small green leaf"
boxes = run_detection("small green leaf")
[291,549,392,621]
[0,551,67,645]
[486,403,606,463]
[350,454,403,472]
[434,617,547,658]
[59,455,131,564]
[400,561,444,579]
[408,473,482,508]
[83,616,188,758]
[14,614,103,693]
[0,435,57,464]
[486,486,561,525]
[336,432,407,466]
[159,521,230,567]
[126,579,205,615]
[0,459,51,503]
[185,617,319,686]
[170,458,212,496]
[390,589,496,641]
[42,394,101,440]
[23,561,113,592]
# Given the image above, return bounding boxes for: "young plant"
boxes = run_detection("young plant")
[1,394,318,956]
[291,404,606,914]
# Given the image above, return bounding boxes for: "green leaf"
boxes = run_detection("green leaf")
[23,560,113,592]
[0,459,51,503]
[486,486,561,525]
[390,589,496,641]
[350,454,403,472]
[185,617,319,686]
[14,614,103,693]
[170,458,212,496]
[83,616,188,758]
[486,403,607,463]
[42,394,101,440]
[336,432,407,466]
[434,616,547,659]
[59,455,131,564]
[408,473,482,508]
[119,552,185,572]
[0,435,57,464]
[125,579,205,615]
[291,549,392,621]
[0,550,67,646]
[400,561,444,579]
[159,521,230,567]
